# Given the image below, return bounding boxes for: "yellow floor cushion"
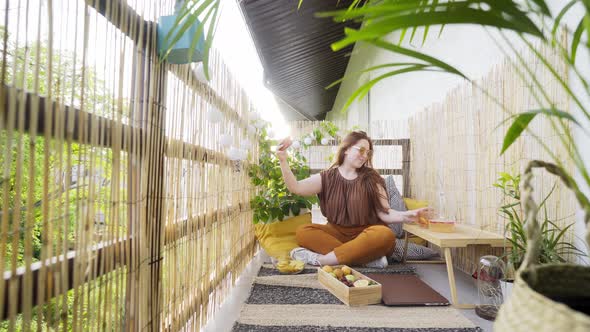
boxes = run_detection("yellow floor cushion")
[402,198,430,246]
[254,213,312,259]
[408,235,428,246]
[403,197,429,210]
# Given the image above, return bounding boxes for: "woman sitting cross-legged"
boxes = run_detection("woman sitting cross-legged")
[276,130,430,268]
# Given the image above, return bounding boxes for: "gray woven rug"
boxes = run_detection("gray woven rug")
[232,265,482,332]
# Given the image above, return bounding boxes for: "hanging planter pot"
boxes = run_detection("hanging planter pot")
[157,7,205,65]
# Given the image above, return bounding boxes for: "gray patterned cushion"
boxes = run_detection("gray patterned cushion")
[384,175,407,238]
[389,239,439,262]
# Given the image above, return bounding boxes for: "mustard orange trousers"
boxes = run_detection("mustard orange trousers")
[295,223,396,265]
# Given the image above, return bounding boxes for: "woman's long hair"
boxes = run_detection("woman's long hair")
[330,131,389,213]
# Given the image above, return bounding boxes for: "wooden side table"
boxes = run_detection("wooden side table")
[402,223,507,309]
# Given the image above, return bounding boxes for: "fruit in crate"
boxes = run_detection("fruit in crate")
[321,265,379,288]
[339,277,354,287]
[276,259,305,274]
[341,266,352,275]
[322,265,334,273]
[345,274,357,283]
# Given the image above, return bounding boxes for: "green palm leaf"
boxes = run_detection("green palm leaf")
[551,0,578,44]
[321,0,543,52]
[327,24,470,112]
[325,62,426,89]
[501,109,581,154]
[369,39,467,78]
[159,0,220,79]
[340,64,432,111]
[160,0,216,59]
[528,0,551,16]
[572,17,586,62]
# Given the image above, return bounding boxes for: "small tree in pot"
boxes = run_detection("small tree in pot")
[248,124,317,224]
[493,172,585,279]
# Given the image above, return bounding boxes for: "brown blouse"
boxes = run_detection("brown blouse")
[318,167,383,226]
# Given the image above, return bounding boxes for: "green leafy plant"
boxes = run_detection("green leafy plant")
[248,125,312,224]
[494,172,585,274]
[312,121,340,144]
[248,121,342,223]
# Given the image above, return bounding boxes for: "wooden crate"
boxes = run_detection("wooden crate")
[317,265,382,306]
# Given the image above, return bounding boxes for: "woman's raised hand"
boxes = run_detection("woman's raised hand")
[276,137,292,162]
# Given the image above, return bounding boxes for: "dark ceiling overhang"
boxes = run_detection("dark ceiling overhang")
[238,0,360,120]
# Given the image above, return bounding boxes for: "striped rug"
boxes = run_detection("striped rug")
[232,264,482,332]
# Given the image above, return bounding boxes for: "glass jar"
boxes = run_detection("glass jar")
[475,255,505,321]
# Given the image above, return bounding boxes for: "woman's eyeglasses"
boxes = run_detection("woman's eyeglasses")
[351,146,373,158]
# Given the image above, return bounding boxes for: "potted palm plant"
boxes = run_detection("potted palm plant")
[248,123,318,224]
[493,171,586,298]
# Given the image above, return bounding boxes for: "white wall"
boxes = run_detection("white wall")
[327,1,586,122]
[328,26,534,124]
[328,0,589,261]
[327,46,372,129]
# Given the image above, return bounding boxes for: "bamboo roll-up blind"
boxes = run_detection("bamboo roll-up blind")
[0,0,257,331]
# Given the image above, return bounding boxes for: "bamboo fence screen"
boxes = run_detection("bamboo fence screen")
[408,36,577,273]
[0,0,257,330]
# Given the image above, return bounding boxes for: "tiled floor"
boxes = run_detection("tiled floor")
[202,251,494,332]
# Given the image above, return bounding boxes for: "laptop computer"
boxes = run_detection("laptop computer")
[365,273,450,306]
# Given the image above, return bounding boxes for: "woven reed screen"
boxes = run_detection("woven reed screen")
[408,36,577,274]
[0,0,257,330]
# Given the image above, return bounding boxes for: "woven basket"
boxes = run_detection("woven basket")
[495,161,590,331]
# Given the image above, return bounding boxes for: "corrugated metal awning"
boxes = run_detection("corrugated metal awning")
[238,0,359,120]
